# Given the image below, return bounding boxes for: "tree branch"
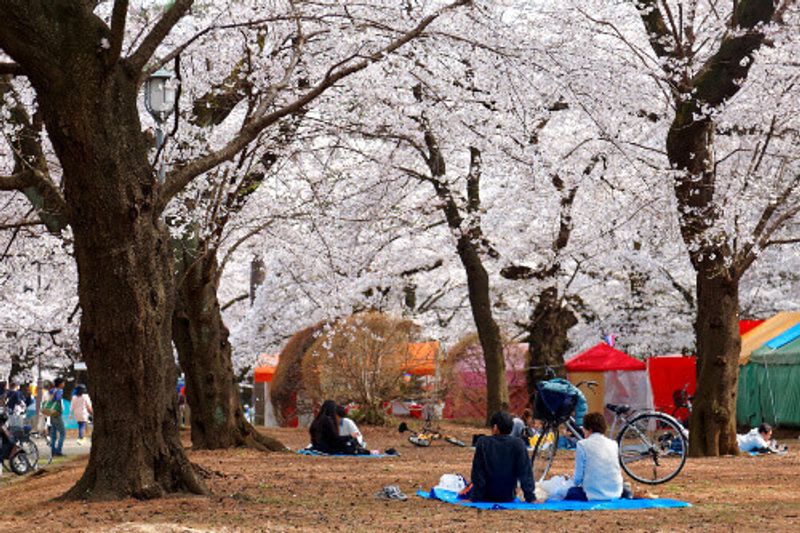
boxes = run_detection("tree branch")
[0,171,29,191]
[157,0,471,211]
[0,62,22,75]
[126,0,194,74]
[108,0,129,65]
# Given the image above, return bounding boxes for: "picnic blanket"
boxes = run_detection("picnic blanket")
[417,489,691,511]
[296,449,394,458]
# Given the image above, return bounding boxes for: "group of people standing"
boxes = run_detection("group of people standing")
[1,377,93,457]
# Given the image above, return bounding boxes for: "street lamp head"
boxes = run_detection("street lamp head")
[144,68,176,123]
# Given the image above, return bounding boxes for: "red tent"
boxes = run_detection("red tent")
[647,355,696,424]
[565,343,646,372]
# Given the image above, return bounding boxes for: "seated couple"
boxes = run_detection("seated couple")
[309,400,366,455]
[461,411,628,503]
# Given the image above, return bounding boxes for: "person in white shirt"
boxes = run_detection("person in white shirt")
[737,423,778,453]
[335,405,365,447]
[566,412,628,501]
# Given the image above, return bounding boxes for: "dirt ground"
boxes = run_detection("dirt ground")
[1,423,798,532]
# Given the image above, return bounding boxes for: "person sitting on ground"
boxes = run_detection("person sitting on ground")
[511,408,535,444]
[461,411,536,503]
[309,400,358,454]
[737,423,783,453]
[335,405,365,447]
[565,412,631,501]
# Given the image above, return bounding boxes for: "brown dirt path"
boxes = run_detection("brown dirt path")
[1,424,798,532]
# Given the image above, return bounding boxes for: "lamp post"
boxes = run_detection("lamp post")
[144,69,177,183]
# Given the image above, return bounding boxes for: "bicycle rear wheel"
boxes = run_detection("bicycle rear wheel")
[617,413,687,485]
[531,423,559,483]
[20,439,39,469]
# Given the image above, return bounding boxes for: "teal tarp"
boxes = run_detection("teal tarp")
[738,337,800,427]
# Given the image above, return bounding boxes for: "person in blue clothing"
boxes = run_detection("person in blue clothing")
[48,378,67,457]
[460,411,536,503]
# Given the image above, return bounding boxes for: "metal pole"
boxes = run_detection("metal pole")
[155,125,166,183]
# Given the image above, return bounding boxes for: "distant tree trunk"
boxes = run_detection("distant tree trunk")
[173,238,284,451]
[689,273,740,456]
[456,236,508,421]
[526,287,577,395]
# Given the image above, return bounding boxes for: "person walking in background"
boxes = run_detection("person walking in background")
[45,378,66,457]
[23,384,36,425]
[69,384,93,445]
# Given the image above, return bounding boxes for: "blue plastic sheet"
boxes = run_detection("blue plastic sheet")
[765,323,800,349]
[296,449,394,458]
[417,489,691,511]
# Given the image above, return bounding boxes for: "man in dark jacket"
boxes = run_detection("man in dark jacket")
[466,411,536,503]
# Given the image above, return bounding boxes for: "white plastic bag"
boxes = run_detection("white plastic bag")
[434,473,467,493]
[538,475,574,501]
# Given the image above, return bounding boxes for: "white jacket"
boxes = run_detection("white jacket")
[70,394,92,422]
[574,432,623,500]
[737,429,769,452]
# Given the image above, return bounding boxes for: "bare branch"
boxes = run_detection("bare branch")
[0,171,29,191]
[0,219,43,231]
[126,0,194,74]
[108,0,129,65]
[0,62,22,75]
[221,293,249,312]
[158,0,471,210]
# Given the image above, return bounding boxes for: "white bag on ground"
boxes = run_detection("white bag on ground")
[538,475,574,501]
[434,473,467,493]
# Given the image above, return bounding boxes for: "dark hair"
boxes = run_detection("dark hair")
[335,405,347,418]
[758,423,773,435]
[490,411,514,435]
[583,412,607,434]
[318,400,338,419]
[73,385,84,397]
[54,378,65,387]
[522,408,532,421]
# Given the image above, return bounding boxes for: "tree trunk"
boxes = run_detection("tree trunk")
[173,239,284,452]
[526,287,577,396]
[456,236,508,422]
[25,56,204,499]
[689,273,741,456]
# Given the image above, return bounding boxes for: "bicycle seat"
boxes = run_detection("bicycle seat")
[605,403,631,415]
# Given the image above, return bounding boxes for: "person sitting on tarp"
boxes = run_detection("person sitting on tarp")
[336,404,365,447]
[460,411,536,503]
[737,423,786,454]
[510,408,535,445]
[309,400,367,455]
[565,412,632,501]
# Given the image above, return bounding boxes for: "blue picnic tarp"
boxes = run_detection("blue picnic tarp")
[296,449,394,458]
[417,489,690,512]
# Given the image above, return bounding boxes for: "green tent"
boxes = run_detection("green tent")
[737,338,800,427]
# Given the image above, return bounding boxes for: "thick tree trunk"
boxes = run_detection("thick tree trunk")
[24,56,205,499]
[689,273,741,456]
[173,239,284,452]
[526,287,577,396]
[456,237,508,422]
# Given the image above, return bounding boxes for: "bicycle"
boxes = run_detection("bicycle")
[12,425,52,469]
[531,379,688,485]
[398,421,466,447]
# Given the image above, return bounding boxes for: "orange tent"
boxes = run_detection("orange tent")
[402,341,439,376]
[254,353,279,383]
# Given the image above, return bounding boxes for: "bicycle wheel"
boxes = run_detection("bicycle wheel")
[20,439,39,469]
[31,433,52,466]
[531,423,559,483]
[9,452,31,475]
[617,413,687,485]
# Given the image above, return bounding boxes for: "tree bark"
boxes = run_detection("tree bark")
[526,286,577,395]
[0,6,206,499]
[456,235,509,421]
[173,238,284,452]
[689,273,740,456]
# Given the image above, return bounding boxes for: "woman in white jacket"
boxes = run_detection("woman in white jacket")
[69,385,93,444]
